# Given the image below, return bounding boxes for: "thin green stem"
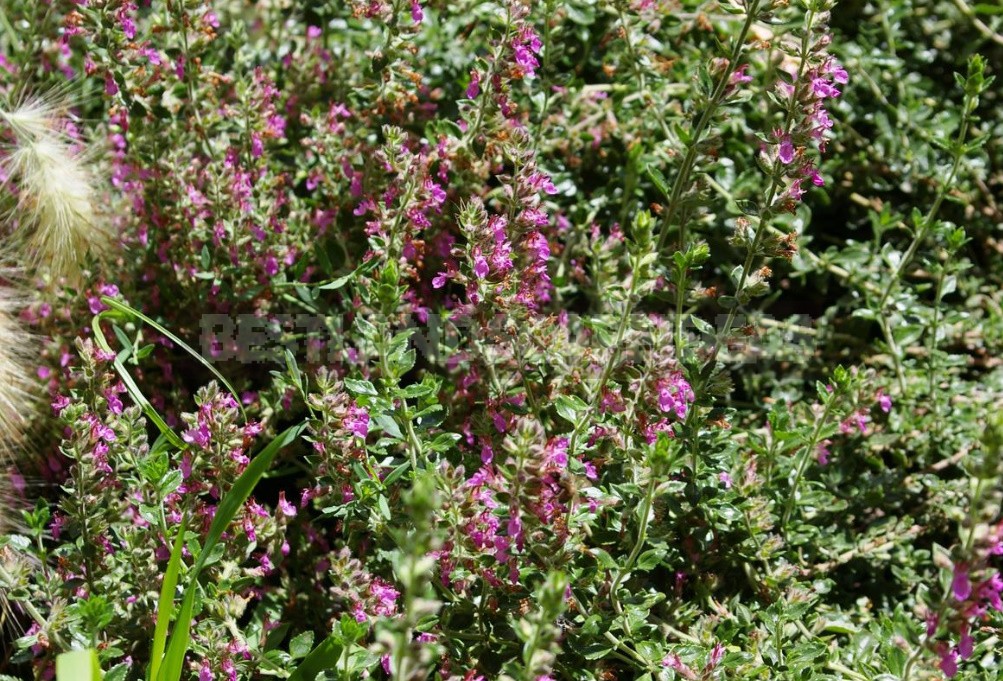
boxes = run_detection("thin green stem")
[567,271,639,456]
[609,475,658,616]
[876,116,971,313]
[927,269,945,415]
[710,6,817,365]
[0,3,22,52]
[653,0,762,253]
[0,564,67,649]
[780,397,835,532]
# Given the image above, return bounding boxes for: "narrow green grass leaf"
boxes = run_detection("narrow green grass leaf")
[92,315,185,449]
[56,649,102,681]
[100,296,245,421]
[286,635,344,681]
[157,423,306,681]
[147,514,188,681]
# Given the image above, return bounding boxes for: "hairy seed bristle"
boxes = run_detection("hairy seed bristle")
[0,288,35,461]
[0,90,72,144]
[2,135,109,282]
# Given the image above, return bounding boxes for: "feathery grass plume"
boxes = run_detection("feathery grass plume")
[0,284,36,462]
[0,89,109,283]
[0,88,74,144]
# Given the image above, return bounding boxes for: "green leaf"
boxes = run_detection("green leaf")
[554,394,588,424]
[286,635,345,681]
[375,414,403,440]
[56,650,102,681]
[148,515,188,681]
[635,548,665,571]
[973,2,1003,13]
[103,664,130,681]
[159,470,184,496]
[821,618,859,635]
[645,164,671,200]
[344,378,379,396]
[581,643,614,660]
[157,424,305,681]
[289,631,315,660]
[718,295,739,310]
[317,272,356,290]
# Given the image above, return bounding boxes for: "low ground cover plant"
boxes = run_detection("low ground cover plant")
[0,0,1001,679]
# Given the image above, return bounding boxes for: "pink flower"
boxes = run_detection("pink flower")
[466,70,481,99]
[925,612,939,637]
[939,648,959,678]
[778,139,795,164]
[731,65,753,85]
[657,373,695,420]
[811,76,840,99]
[139,47,162,65]
[432,271,448,288]
[222,657,236,681]
[277,491,297,517]
[662,653,696,680]
[951,564,971,601]
[473,251,489,279]
[345,405,369,439]
[877,390,892,413]
[839,411,868,435]
[979,571,1003,610]
[707,643,725,669]
[513,44,539,76]
[826,59,849,84]
[52,394,71,414]
[958,623,974,659]
[118,8,136,40]
[411,0,423,23]
[817,440,832,466]
[183,423,211,449]
[544,438,569,470]
[88,296,109,314]
[424,179,446,205]
[787,179,805,201]
[370,579,400,616]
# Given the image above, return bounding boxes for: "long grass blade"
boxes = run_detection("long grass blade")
[157,423,306,681]
[100,296,245,421]
[56,649,102,681]
[147,514,188,681]
[91,314,185,449]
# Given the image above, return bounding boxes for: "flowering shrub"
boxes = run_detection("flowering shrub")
[0,0,1001,680]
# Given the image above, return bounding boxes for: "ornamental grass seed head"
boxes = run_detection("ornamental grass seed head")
[0,283,36,460]
[1,90,110,284]
[0,88,73,144]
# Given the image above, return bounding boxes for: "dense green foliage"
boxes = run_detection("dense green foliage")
[0,1,1001,679]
